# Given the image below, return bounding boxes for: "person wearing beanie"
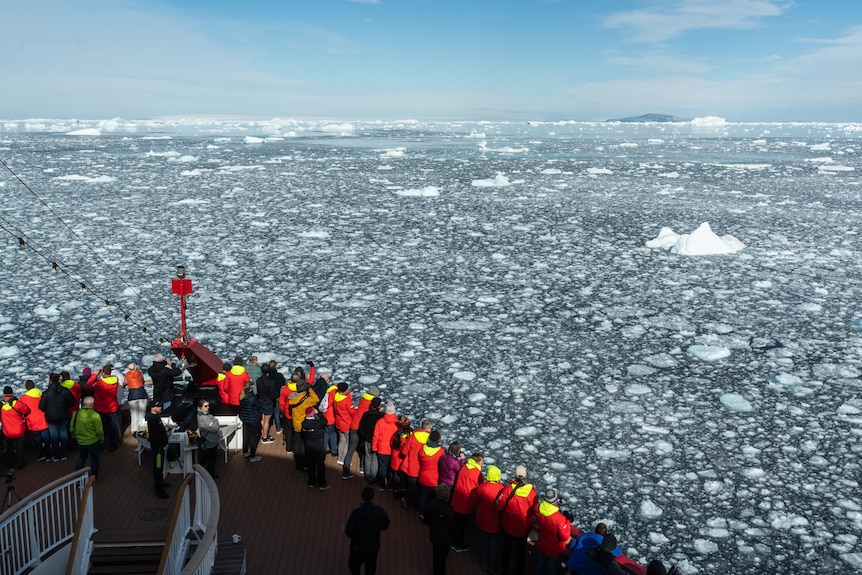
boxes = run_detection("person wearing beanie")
[1,385,30,469]
[344,484,390,575]
[371,401,400,490]
[301,404,330,490]
[495,464,538,575]
[580,532,626,575]
[358,396,385,485]
[417,429,445,515]
[531,487,572,575]
[450,451,485,553]
[471,464,505,574]
[144,399,172,499]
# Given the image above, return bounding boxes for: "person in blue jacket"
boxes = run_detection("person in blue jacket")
[566,522,622,574]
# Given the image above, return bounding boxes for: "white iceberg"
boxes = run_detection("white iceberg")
[646,222,744,255]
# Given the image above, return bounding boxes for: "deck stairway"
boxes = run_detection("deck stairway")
[87,542,164,575]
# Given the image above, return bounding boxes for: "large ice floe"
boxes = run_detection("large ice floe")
[646,222,744,255]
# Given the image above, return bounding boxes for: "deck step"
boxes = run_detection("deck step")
[88,544,164,575]
[211,539,247,575]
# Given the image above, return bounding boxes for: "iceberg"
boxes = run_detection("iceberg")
[646,222,744,256]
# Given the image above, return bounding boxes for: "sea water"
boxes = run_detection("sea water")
[1,118,861,573]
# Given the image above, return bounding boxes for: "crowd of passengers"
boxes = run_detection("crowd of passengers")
[1,354,677,575]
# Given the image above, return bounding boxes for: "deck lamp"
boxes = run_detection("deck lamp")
[177,265,185,279]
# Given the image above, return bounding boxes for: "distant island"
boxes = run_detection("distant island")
[606,113,691,123]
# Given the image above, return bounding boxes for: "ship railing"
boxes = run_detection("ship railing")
[0,468,90,575]
[158,474,194,575]
[64,475,96,575]
[179,465,219,575]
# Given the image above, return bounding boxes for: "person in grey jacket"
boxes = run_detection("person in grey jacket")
[195,399,220,479]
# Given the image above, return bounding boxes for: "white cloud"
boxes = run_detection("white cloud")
[603,0,787,43]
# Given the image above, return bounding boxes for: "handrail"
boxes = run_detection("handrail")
[157,474,194,575]
[64,475,96,575]
[0,468,89,575]
[179,465,220,575]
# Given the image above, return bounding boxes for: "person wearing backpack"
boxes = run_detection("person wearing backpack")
[494,464,538,575]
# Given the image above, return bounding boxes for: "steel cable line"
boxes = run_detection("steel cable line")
[0,158,175,343]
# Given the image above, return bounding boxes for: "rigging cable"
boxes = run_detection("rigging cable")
[0,158,175,343]
[0,217,169,343]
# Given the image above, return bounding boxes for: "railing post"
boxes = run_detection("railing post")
[25,503,40,570]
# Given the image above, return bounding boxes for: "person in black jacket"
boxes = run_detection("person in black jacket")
[257,364,278,443]
[267,360,286,434]
[580,533,625,575]
[426,484,456,575]
[144,400,172,499]
[358,397,384,484]
[344,486,390,575]
[147,354,182,410]
[301,406,329,490]
[39,372,75,461]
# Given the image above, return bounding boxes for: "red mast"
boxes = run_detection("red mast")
[168,266,223,386]
[171,265,193,344]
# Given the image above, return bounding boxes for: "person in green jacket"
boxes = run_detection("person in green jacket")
[70,396,104,479]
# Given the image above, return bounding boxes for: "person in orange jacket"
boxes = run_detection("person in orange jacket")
[124,363,148,436]
[86,364,121,452]
[2,385,31,469]
[495,464,538,575]
[221,357,251,415]
[18,380,50,461]
[400,418,432,510]
[450,452,485,552]
[531,488,572,575]
[417,429,445,515]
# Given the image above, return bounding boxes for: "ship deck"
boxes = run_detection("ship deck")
[10,425,532,574]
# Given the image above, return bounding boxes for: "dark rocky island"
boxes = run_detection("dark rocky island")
[606,113,690,123]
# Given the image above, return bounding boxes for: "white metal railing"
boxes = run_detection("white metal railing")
[158,475,193,575]
[179,465,220,575]
[0,468,89,575]
[64,475,96,575]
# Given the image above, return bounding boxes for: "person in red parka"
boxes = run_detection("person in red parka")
[330,380,355,467]
[371,401,399,490]
[450,452,485,552]
[86,364,121,452]
[221,357,251,416]
[471,464,505,574]
[531,488,572,575]
[400,418,432,510]
[495,464,538,575]
[2,386,31,469]
[18,380,50,461]
[342,384,380,479]
[417,430,445,515]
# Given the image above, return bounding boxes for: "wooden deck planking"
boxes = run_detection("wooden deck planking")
[13,428,536,574]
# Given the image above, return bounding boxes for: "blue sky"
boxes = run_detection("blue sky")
[2,0,861,122]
